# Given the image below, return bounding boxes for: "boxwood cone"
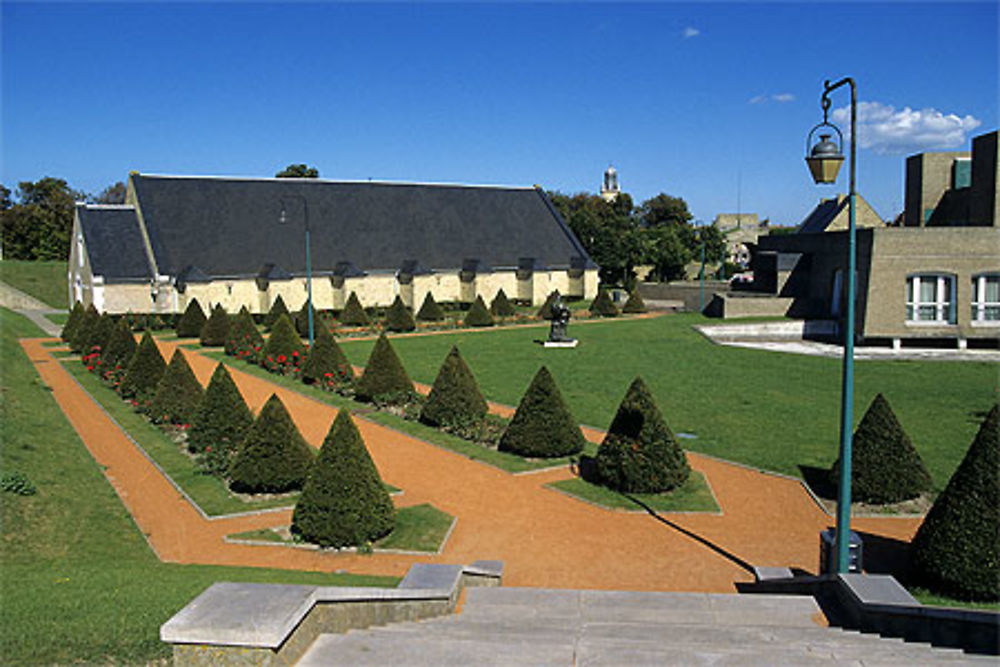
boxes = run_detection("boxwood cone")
[498,366,584,457]
[295,302,320,338]
[536,291,560,319]
[416,292,445,321]
[176,298,206,338]
[225,306,264,362]
[338,292,370,326]
[302,325,354,386]
[420,346,488,428]
[464,295,494,327]
[292,409,395,548]
[259,313,306,374]
[118,330,167,401]
[621,289,647,314]
[228,394,314,494]
[264,295,289,330]
[200,304,231,347]
[354,333,414,403]
[61,301,85,342]
[590,289,620,317]
[188,362,253,457]
[148,349,204,425]
[384,295,416,332]
[69,304,100,353]
[489,288,516,317]
[101,318,138,374]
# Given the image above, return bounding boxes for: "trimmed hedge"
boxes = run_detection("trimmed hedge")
[119,330,167,402]
[176,299,207,338]
[292,409,395,548]
[416,292,445,322]
[225,306,264,362]
[384,295,416,332]
[148,349,204,425]
[594,377,690,493]
[61,301,85,342]
[339,292,370,326]
[489,289,517,317]
[536,291,560,320]
[498,366,584,458]
[83,313,115,361]
[590,289,620,317]
[228,394,314,494]
[101,318,138,382]
[621,289,647,314]
[199,304,230,347]
[302,325,354,390]
[259,313,305,375]
[188,363,253,467]
[295,302,320,338]
[420,346,488,428]
[355,333,414,404]
[829,393,932,504]
[264,295,290,329]
[69,304,100,354]
[910,404,999,601]
[464,295,494,327]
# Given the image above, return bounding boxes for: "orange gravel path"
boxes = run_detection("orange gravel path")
[22,337,920,592]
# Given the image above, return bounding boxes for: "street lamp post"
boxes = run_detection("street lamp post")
[805,77,857,574]
[279,196,314,348]
[699,227,706,313]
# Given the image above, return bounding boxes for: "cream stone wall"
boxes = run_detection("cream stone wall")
[471,272,518,304]
[411,273,462,308]
[343,274,398,309]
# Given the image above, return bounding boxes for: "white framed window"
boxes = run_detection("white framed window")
[906,274,956,324]
[971,273,1000,323]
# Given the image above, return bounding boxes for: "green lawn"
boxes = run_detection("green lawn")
[0,309,397,665]
[909,587,1000,611]
[0,259,68,309]
[336,314,997,490]
[548,470,719,513]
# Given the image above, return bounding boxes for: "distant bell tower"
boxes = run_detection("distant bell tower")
[601,165,620,202]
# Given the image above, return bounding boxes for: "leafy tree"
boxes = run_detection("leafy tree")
[225,306,264,362]
[101,317,138,382]
[82,313,115,373]
[384,295,416,332]
[594,377,690,493]
[92,181,126,205]
[641,225,691,282]
[621,289,647,314]
[228,394,314,494]
[275,164,319,178]
[264,295,289,329]
[61,301,85,342]
[354,333,414,404]
[536,290,560,319]
[489,289,516,317]
[829,393,932,504]
[119,330,167,402]
[0,177,81,260]
[911,404,999,601]
[416,292,445,322]
[176,299,207,338]
[69,304,100,353]
[549,190,640,286]
[148,350,204,425]
[464,295,494,327]
[188,363,253,464]
[294,301,320,338]
[338,292,370,326]
[292,409,394,548]
[259,313,305,375]
[302,325,354,390]
[498,366,584,458]
[639,193,693,229]
[199,304,230,347]
[420,346,488,428]
[590,289,620,317]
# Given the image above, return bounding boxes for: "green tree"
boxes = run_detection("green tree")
[69,304,100,354]
[92,181,126,205]
[594,377,690,493]
[119,331,167,402]
[188,363,253,466]
[354,333,414,404]
[199,304,230,347]
[549,191,640,286]
[292,409,394,548]
[384,295,416,332]
[911,404,999,601]
[464,295,494,327]
[294,301,320,338]
[420,346,488,428]
[642,225,691,282]
[302,325,354,390]
[275,164,319,178]
[0,177,81,260]
[621,289,647,314]
[176,299,207,338]
[61,301,85,343]
[259,313,306,375]
[589,289,620,317]
[489,289,516,317]
[498,366,585,458]
[148,350,204,425]
[639,193,692,229]
[416,292,445,322]
[338,292,370,326]
[229,394,314,493]
[101,317,138,383]
[81,313,115,373]
[264,295,289,329]
[225,306,264,362]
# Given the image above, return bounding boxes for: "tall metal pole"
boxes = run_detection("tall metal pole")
[280,195,315,349]
[699,230,706,312]
[823,76,857,574]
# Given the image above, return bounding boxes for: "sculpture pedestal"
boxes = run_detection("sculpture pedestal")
[543,339,578,348]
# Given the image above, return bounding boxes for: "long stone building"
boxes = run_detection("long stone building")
[69,173,599,314]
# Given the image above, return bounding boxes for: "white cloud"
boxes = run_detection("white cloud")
[772,93,795,103]
[683,26,700,39]
[748,94,767,105]
[832,101,982,154]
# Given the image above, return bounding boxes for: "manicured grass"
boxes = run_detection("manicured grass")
[228,527,288,543]
[909,588,1000,611]
[46,312,69,326]
[336,314,997,490]
[0,308,397,665]
[0,259,68,309]
[548,470,719,513]
[61,360,298,516]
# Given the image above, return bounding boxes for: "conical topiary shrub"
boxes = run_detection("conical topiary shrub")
[228,394,314,494]
[62,301,85,342]
[384,295,416,332]
[354,333,414,404]
[594,377,690,493]
[420,346,488,429]
[70,304,100,353]
[621,289,647,314]
[259,313,305,375]
[148,349,204,425]
[911,404,999,601]
[295,301,320,338]
[464,295,494,327]
[119,331,167,402]
[264,295,289,330]
[498,366,585,458]
[200,304,230,347]
[225,306,264,362]
[490,289,517,317]
[338,292,370,327]
[188,363,253,473]
[302,325,355,391]
[82,313,115,370]
[536,291,560,319]
[101,318,138,385]
[176,298,207,338]
[829,393,932,504]
[292,409,395,548]
[590,289,620,317]
[416,292,445,322]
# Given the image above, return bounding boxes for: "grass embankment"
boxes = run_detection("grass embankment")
[549,470,718,513]
[0,259,67,308]
[0,309,397,665]
[337,314,997,490]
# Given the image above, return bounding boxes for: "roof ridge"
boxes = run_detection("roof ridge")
[77,203,136,209]
[134,172,537,192]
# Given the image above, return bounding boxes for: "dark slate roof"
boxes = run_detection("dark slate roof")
[796,197,845,234]
[130,174,595,279]
[77,205,152,281]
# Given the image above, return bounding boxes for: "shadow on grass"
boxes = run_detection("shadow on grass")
[577,455,755,577]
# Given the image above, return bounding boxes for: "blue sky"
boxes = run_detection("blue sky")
[3,2,996,225]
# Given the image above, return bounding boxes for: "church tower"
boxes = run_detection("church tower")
[601,165,620,202]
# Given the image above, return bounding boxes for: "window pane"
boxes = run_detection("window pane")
[919,305,936,320]
[987,306,1000,321]
[920,278,936,302]
[906,305,914,320]
[985,277,1000,302]
[907,278,914,302]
